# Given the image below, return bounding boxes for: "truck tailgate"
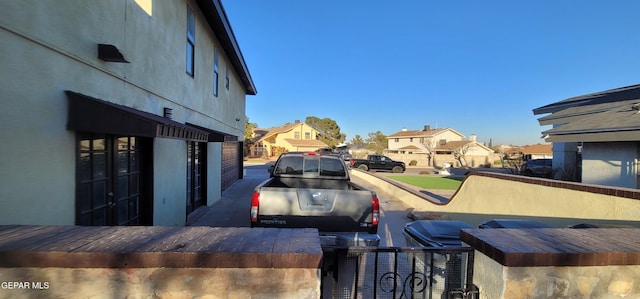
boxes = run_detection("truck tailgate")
[254,187,377,233]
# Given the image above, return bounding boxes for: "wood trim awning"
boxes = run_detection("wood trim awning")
[66,91,208,142]
[186,123,238,142]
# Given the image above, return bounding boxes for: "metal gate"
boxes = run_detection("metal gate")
[321,247,479,299]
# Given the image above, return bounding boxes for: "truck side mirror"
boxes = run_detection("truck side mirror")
[268,165,275,176]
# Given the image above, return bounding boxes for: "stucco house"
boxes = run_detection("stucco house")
[433,136,495,167]
[505,144,553,160]
[387,125,465,154]
[250,121,329,157]
[386,125,495,167]
[534,84,640,188]
[0,0,256,226]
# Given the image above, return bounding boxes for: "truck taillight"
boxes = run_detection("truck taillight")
[372,195,380,226]
[251,192,260,223]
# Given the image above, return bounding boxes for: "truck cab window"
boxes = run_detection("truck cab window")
[303,159,319,173]
[320,158,346,177]
[275,157,303,174]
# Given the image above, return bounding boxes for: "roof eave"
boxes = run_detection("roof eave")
[544,130,640,143]
[196,0,257,95]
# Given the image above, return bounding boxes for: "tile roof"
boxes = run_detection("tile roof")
[388,128,452,138]
[398,145,422,150]
[253,123,304,142]
[520,144,552,155]
[284,139,328,147]
[436,140,472,151]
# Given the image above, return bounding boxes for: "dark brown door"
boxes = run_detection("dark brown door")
[221,142,241,190]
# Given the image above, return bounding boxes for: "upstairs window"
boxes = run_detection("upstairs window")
[186,8,195,77]
[213,48,219,96]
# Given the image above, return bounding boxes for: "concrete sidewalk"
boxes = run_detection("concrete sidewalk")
[188,164,269,227]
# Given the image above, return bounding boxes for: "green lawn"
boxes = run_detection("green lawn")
[387,175,463,190]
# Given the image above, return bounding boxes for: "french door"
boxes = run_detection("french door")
[186,141,206,215]
[77,134,150,225]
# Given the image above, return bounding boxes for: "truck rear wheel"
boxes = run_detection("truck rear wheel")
[358,165,369,171]
[392,166,404,173]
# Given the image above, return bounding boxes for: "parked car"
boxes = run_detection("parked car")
[251,152,380,246]
[350,155,406,173]
[521,158,552,178]
[336,151,352,162]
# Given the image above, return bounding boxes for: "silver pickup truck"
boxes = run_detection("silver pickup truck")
[250,152,380,246]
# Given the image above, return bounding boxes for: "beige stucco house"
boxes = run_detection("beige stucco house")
[433,136,496,167]
[250,121,329,157]
[387,126,465,154]
[385,125,495,167]
[0,0,255,226]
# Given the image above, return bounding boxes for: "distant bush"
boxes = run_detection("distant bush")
[409,160,418,166]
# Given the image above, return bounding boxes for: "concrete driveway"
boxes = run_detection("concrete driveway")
[188,163,428,246]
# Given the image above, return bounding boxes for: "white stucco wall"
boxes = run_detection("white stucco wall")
[351,170,640,226]
[551,141,580,180]
[0,0,248,225]
[0,22,81,225]
[582,142,638,188]
[153,139,188,226]
[207,143,223,204]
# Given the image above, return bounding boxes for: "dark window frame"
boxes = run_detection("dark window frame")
[186,7,195,77]
[225,68,230,90]
[213,48,219,96]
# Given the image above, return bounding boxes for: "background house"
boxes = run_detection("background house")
[385,125,495,167]
[434,135,496,167]
[250,120,328,157]
[504,144,553,160]
[387,125,465,154]
[0,0,256,226]
[534,84,640,187]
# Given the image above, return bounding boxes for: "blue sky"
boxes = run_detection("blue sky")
[222,1,640,146]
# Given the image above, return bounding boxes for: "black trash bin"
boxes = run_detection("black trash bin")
[402,220,473,298]
[478,219,551,229]
[403,220,473,247]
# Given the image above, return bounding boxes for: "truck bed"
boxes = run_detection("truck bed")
[250,152,380,246]
[253,178,377,233]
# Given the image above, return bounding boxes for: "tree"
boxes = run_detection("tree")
[305,116,346,148]
[243,117,258,157]
[422,137,438,167]
[453,143,471,167]
[349,135,365,146]
[365,131,387,154]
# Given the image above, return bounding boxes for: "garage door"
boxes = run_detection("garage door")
[221,141,241,190]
